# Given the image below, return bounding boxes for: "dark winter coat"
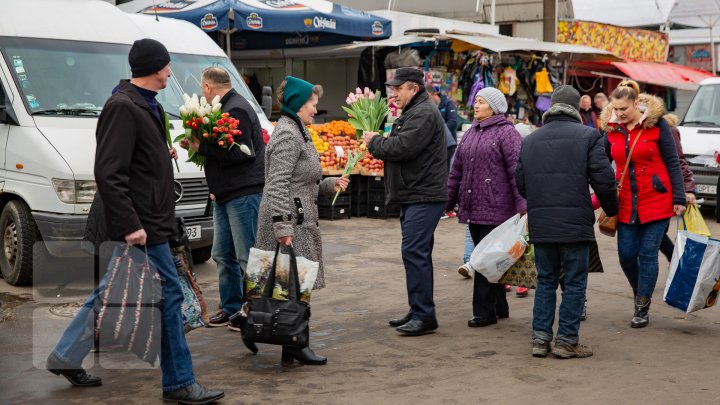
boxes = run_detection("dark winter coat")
[446,114,526,225]
[600,93,686,224]
[198,89,265,205]
[516,103,618,243]
[367,89,448,205]
[439,95,459,137]
[664,114,696,193]
[94,80,176,245]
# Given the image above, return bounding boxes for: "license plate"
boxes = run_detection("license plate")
[185,225,201,241]
[697,184,717,195]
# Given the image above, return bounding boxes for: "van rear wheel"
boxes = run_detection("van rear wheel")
[0,200,38,286]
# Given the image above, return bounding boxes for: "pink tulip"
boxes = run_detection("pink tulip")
[348,93,357,103]
[356,87,363,95]
[346,96,353,104]
[363,87,371,95]
[368,91,376,100]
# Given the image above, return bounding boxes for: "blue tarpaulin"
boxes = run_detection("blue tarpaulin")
[139,0,391,49]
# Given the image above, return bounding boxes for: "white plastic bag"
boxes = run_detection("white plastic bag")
[468,214,528,283]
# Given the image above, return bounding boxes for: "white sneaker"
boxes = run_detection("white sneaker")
[458,263,472,279]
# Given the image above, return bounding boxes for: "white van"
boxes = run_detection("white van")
[678,77,720,206]
[0,0,268,285]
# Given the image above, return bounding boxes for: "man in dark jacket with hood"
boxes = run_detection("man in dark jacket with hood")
[182,67,265,330]
[46,39,224,404]
[516,85,617,359]
[363,67,447,336]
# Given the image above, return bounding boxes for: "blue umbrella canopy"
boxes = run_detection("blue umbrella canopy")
[138,0,391,49]
[140,0,233,32]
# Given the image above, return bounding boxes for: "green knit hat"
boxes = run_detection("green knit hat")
[281,76,314,116]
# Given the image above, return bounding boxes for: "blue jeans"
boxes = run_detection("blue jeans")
[532,242,590,345]
[463,225,473,263]
[617,218,670,298]
[400,202,445,321]
[212,193,261,315]
[52,243,195,391]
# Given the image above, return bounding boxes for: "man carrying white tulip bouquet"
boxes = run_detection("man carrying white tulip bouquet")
[180,67,265,331]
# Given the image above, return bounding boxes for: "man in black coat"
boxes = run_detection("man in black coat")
[363,67,448,336]
[46,38,224,404]
[182,67,265,330]
[516,85,617,359]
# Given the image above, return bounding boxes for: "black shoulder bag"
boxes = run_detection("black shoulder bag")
[243,244,310,348]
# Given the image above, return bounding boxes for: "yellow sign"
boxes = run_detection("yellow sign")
[557,20,668,63]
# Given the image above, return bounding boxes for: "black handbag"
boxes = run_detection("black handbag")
[243,244,310,348]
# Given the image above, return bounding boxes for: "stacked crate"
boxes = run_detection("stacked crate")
[318,176,351,220]
[349,175,368,217]
[367,176,401,219]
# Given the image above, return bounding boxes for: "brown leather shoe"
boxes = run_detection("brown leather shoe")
[207,310,229,327]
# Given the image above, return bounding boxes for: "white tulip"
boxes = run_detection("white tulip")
[179,105,187,116]
[211,95,221,106]
[239,144,251,155]
[200,96,207,106]
[212,104,222,113]
[182,93,190,103]
[203,116,210,124]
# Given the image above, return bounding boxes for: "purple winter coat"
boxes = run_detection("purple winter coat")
[446,114,526,225]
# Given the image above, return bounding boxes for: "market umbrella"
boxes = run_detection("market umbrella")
[229,0,391,50]
[123,0,391,52]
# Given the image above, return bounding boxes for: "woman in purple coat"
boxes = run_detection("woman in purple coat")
[446,87,527,327]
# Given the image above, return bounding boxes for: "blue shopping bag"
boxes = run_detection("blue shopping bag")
[664,218,720,313]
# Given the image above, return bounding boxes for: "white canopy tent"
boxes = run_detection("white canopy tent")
[669,0,720,74]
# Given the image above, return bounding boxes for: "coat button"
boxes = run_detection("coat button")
[468,189,472,193]
[316,180,320,185]
[316,221,319,227]
[314,200,318,205]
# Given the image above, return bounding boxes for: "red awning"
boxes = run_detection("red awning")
[611,61,715,91]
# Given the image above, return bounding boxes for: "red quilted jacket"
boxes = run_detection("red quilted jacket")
[600,94,686,224]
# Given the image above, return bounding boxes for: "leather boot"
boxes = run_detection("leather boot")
[282,345,327,365]
[631,296,651,328]
[228,310,258,354]
[46,352,102,387]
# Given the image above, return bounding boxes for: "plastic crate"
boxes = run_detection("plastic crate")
[318,205,351,220]
[318,193,351,207]
[368,175,386,191]
[367,202,401,219]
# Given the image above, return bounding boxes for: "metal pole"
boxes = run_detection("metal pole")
[711,25,716,75]
[491,0,496,26]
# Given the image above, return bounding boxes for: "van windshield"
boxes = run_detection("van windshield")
[0,37,183,116]
[169,53,265,116]
[682,84,720,127]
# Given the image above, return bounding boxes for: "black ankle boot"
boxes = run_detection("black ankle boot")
[631,296,651,328]
[282,346,327,365]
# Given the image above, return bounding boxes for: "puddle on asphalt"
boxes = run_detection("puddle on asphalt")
[0,292,32,323]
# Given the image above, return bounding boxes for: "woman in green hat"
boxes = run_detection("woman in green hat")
[252,76,349,365]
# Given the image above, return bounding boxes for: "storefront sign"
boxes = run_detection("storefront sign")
[557,20,668,63]
[685,44,713,72]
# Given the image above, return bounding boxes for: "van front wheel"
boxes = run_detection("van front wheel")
[0,200,38,286]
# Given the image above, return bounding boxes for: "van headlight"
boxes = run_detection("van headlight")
[52,179,97,204]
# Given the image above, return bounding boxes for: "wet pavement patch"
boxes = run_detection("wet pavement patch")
[0,292,32,323]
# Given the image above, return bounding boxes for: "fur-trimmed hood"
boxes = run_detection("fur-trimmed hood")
[599,93,666,132]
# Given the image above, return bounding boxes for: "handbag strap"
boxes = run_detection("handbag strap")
[261,243,302,302]
[616,128,643,193]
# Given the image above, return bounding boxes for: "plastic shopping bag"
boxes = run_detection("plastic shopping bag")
[664,224,720,313]
[245,245,319,303]
[683,204,711,237]
[468,214,528,283]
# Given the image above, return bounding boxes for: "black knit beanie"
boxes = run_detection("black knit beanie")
[128,38,171,78]
[550,85,581,111]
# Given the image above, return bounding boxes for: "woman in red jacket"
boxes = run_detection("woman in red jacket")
[600,80,686,328]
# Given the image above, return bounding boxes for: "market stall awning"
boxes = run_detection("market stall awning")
[611,61,715,90]
[445,33,617,59]
[332,35,434,50]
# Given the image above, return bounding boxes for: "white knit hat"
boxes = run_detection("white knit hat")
[476,87,508,114]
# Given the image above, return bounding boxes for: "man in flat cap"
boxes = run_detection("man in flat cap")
[46,38,224,404]
[363,67,448,336]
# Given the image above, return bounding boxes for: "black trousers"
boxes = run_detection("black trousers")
[469,224,509,320]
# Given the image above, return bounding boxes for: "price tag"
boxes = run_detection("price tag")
[334,146,344,158]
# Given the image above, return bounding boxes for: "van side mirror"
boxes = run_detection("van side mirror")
[261,86,272,119]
